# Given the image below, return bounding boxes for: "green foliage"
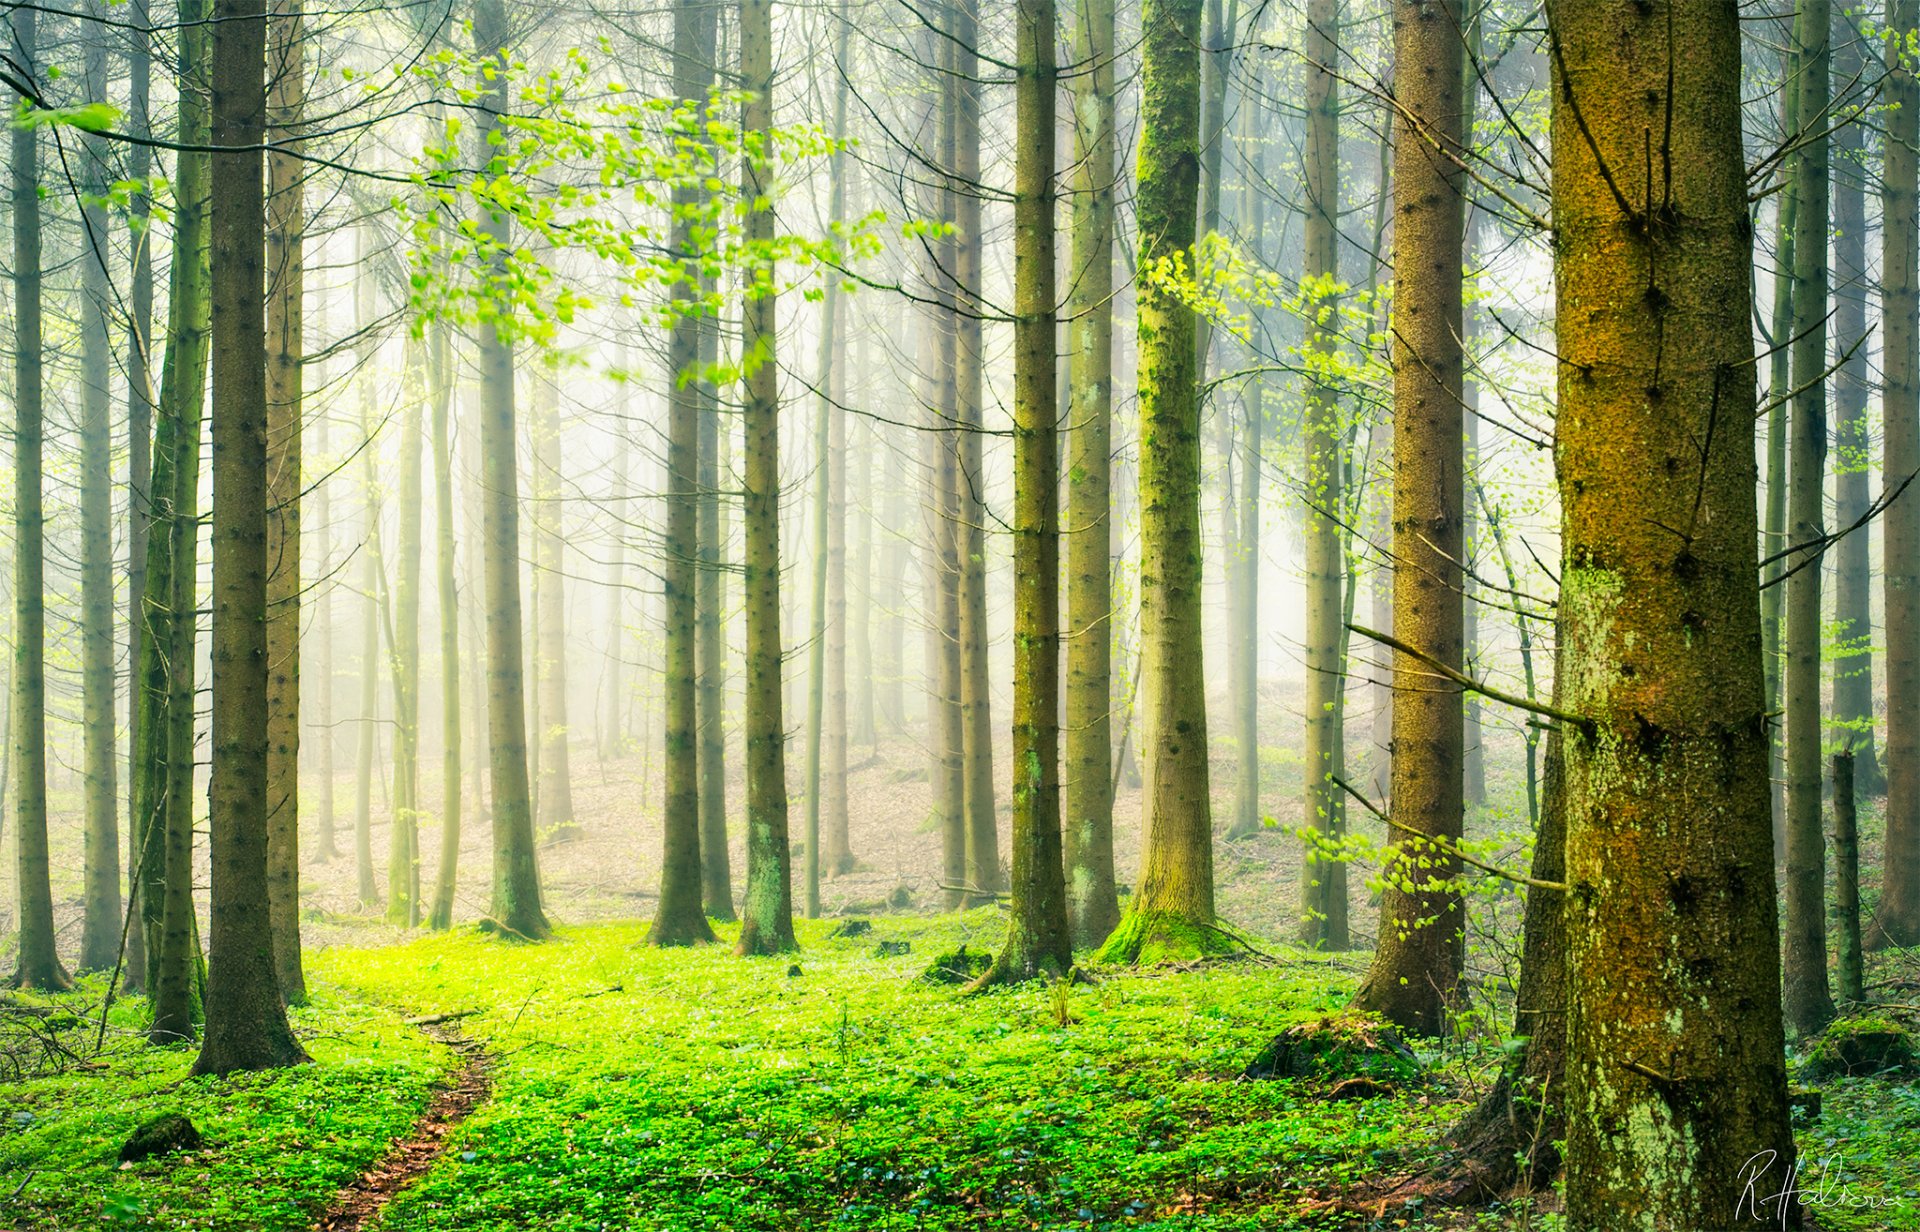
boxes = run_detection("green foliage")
[0,977,448,1231]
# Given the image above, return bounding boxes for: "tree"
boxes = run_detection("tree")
[138,0,213,1040]
[1297,0,1347,951]
[1351,0,1467,1036]
[386,335,427,927]
[1097,0,1225,966]
[8,4,70,993]
[427,309,461,928]
[697,276,734,923]
[1874,0,1920,949]
[353,238,384,909]
[265,0,307,998]
[532,373,578,842]
[78,0,124,975]
[194,0,309,1075]
[474,0,550,942]
[975,0,1071,986]
[1783,0,1837,1039]
[651,0,723,947]
[1550,0,1798,1221]
[1063,0,1121,948]
[734,0,798,957]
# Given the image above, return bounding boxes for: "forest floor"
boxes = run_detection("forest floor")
[2,914,1919,1231]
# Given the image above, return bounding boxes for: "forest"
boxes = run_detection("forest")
[0,0,1918,1228]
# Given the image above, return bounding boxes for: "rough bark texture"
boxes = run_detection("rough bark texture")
[1834,752,1863,1003]
[1875,0,1920,948]
[734,0,798,957]
[1097,0,1225,966]
[78,6,123,975]
[653,0,721,946]
[265,0,307,996]
[140,0,212,1038]
[194,0,309,1075]
[1352,0,1466,1036]
[474,0,550,942]
[1783,0,1836,1040]
[1551,2,1800,1224]
[8,6,69,994]
[122,0,156,993]
[1063,0,1120,949]
[976,0,1071,987]
[1298,0,1348,951]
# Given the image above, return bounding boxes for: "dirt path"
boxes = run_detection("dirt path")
[314,1022,492,1232]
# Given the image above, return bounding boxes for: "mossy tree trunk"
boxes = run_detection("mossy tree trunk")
[264,0,307,997]
[1097,0,1225,967]
[734,0,798,956]
[1551,1,1799,1222]
[977,0,1071,987]
[473,0,550,942]
[8,5,69,994]
[1063,0,1120,948]
[1298,0,1348,951]
[140,0,212,1039]
[1783,0,1836,1040]
[1874,0,1920,949]
[193,0,308,1075]
[1352,0,1467,1036]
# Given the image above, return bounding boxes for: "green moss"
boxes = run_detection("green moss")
[1804,1013,1919,1080]
[1093,909,1243,966]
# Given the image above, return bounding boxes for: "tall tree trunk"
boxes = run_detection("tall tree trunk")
[734,0,797,956]
[1228,82,1266,848]
[1064,0,1120,948]
[1834,751,1863,1003]
[532,376,577,842]
[1829,17,1882,796]
[1352,0,1466,1036]
[122,0,156,994]
[264,0,306,999]
[698,266,734,921]
[652,0,722,946]
[78,3,123,975]
[427,315,461,929]
[1552,1,1799,1222]
[141,0,212,1038]
[1097,0,1222,965]
[952,0,999,906]
[314,410,340,865]
[1762,25,1799,858]
[1458,5,1485,812]
[849,371,876,752]
[473,0,550,941]
[386,337,426,927]
[601,409,627,765]
[1874,0,1920,949]
[353,238,383,910]
[8,5,69,993]
[1298,0,1348,950]
[977,0,1070,985]
[1784,0,1837,1039]
[194,0,308,1074]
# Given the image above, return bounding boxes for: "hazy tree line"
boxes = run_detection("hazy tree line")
[0,0,1912,1222]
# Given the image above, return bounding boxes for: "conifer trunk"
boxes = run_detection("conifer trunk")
[1352,0,1467,1035]
[427,316,460,928]
[1551,1,1799,1221]
[122,0,156,993]
[734,0,798,956]
[386,338,426,927]
[532,377,577,841]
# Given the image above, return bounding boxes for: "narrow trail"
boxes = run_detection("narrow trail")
[314,1021,492,1232]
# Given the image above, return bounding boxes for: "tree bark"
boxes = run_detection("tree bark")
[1352,0,1467,1036]
[1551,1,1800,1222]
[264,0,307,997]
[532,376,578,842]
[1874,0,1920,949]
[8,5,69,993]
[473,0,550,941]
[734,0,798,956]
[353,234,383,910]
[426,314,461,928]
[122,0,156,994]
[194,0,309,1074]
[78,2,124,975]
[386,336,426,927]
[1096,0,1223,965]
[1063,0,1120,948]
[1783,0,1837,1039]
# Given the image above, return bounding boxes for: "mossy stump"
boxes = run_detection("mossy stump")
[1241,1013,1420,1090]
[120,1113,202,1163]
[1094,911,1242,966]
[1804,1014,1919,1080]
